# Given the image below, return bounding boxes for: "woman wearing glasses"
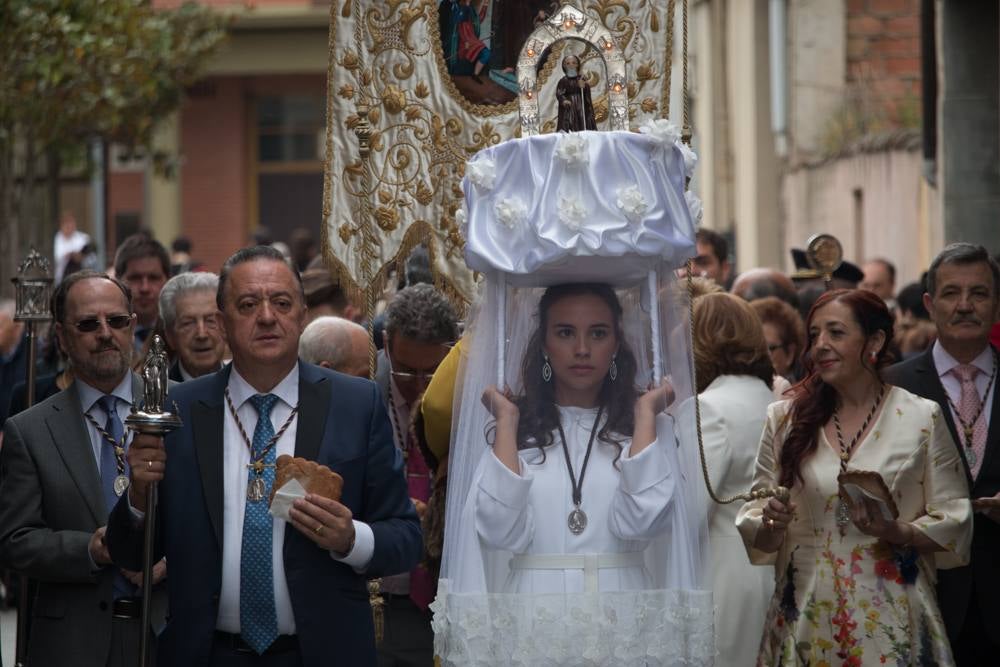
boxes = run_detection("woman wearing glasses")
[751,296,805,384]
[737,289,972,666]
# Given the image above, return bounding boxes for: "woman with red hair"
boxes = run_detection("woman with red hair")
[737,289,973,666]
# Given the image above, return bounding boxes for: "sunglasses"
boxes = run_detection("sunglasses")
[73,314,133,332]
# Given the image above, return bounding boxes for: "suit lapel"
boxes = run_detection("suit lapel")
[46,383,105,524]
[294,364,329,463]
[193,370,228,548]
[975,345,1000,489]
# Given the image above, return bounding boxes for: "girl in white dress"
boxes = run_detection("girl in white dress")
[477,283,676,595]
[433,282,713,666]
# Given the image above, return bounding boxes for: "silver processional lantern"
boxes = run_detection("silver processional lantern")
[11,248,52,667]
[11,248,53,323]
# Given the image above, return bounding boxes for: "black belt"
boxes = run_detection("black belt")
[214,631,299,655]
[112,597,142,620]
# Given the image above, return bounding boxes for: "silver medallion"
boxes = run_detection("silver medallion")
[113,474,130,497]
[568,507,588,535]
[247,476,266,502]
[835,498,851,528]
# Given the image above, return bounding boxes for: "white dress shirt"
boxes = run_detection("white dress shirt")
[932,340,996,430]
[216,363,375,635]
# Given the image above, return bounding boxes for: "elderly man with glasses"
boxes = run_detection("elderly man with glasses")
[375,283,458,667]
[159,272,226,382]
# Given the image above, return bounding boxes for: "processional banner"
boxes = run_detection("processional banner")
[322,0,681,307]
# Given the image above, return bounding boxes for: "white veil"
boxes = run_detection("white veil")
[431,131,714,666]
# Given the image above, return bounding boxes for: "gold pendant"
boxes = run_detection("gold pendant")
[247,476,266,502]
[113,474,130,497]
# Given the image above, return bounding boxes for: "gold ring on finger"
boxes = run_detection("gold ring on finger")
[314,524,323,535]
[147,460,152,470]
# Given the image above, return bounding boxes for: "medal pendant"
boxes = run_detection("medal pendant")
[966,447,978,467]
[835,498,851,528]
[247,476,266,502]
[568,507,588,535]
[113,474,130,497]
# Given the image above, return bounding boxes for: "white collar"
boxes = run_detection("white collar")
[76,372,134,414]
[932,340,995,379]
[227,362,299,410]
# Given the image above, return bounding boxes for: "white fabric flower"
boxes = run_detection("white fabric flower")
[455,204,468,234]
[493,197,526,230]
[554,133,589,167]
[685,190,703,226]
[616,185,649,222]
[678,142,698,179]
[638,118,681,146]
[557,195,588,231]
[466,158,496,190]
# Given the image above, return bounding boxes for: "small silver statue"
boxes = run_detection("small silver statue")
[126,334,182,435]
[141,336,169,415]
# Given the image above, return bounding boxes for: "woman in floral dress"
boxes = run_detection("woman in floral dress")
[737,289,973,666]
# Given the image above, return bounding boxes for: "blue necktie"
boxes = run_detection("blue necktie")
[97,395,135,599]
[97,395,126,517]
[240,393,280,654]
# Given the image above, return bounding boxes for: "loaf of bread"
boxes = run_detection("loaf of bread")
[837,469,899,520]
[269,455,344,504]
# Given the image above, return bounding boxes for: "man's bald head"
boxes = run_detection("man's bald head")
[730,268,800,309]
[299,316,371,378]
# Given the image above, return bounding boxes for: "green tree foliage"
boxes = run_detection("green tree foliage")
[0,0,228,293]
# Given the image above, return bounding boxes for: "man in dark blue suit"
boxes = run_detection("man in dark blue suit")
[107,245,422,666]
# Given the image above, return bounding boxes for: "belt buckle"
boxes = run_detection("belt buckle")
[112,597,140,620]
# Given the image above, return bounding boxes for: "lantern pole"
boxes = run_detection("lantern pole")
[11,248,54,667]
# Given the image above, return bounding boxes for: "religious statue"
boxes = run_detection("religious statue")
[555,55,596,132]
[141,335,169,415]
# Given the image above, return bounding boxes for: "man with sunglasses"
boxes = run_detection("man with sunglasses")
[375,283,458,667]
[0,270,164,667]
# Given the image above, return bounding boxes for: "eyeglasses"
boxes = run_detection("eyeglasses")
[390,369,436,384]
[73,314,133,332]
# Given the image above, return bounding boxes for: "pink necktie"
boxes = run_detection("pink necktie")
[952,364,987,479]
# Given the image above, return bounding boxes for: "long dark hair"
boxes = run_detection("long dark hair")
[778,289,894,489]
[514,283,640,463]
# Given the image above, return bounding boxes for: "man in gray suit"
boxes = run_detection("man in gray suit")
[0,270,161,666]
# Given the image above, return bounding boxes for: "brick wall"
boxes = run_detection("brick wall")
[845,0,922,124]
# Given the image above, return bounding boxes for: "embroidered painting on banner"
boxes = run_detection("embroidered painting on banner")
[323,0,677,306]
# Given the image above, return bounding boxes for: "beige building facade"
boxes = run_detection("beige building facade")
[688,0,977,286]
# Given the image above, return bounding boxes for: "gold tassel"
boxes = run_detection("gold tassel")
[368,578,385,643]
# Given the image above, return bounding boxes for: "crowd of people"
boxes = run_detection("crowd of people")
[0,210,998,666]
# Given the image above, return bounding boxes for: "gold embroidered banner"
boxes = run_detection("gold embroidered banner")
[322,0,677,307]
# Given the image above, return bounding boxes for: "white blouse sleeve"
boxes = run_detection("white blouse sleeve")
[609,436,676,540]
[474,449,535,552]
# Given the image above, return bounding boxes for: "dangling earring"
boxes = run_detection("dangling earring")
[542,353,553,382]
[869,350,878,363]
[609,354,618,382]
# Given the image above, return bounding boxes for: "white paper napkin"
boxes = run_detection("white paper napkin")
[268,478,307,521]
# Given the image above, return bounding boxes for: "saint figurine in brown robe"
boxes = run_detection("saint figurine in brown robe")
[556,55,596,132]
